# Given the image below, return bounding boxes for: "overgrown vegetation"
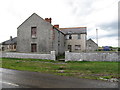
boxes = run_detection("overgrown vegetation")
[1,58,119,81]
[56,54,65,60]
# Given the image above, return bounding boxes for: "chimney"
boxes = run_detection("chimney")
[10,36,12,41]
[54,24,59,28]
[45,18,52,23]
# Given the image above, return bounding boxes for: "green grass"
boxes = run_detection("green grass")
[1,58,119,80]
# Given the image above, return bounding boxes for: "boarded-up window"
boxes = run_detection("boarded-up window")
[75,45,81,50]
[31,43,37,52]
[31,27,37,38]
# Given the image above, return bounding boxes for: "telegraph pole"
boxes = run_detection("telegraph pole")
[96,29,98,46]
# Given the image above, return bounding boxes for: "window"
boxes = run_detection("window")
[66,35,69,39]
[66,35,72,39]
[31,27,37,38]
[14,45,16,49]
[10,45,13,49]
[69,35,72,39]
[75,45,81,50]
[78,34,81,39]
[31,43,37,52]
[89,45,91,47]
[2,47,4,51]
[68,45,72,52]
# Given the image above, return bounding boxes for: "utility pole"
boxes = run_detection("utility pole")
[96,29,98,46]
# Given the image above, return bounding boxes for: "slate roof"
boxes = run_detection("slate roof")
[59,27,87,34]
[87,38,98,45]
[2,37,17,45]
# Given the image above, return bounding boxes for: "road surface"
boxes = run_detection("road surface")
[0,68,118,88]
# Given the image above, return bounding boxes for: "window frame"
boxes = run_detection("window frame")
[31,27,37,38]
[75,45,81,50]
[78,34,81,39]
[66,35,69,40]
[31,43,37,52]
[68,45,72,52]
[69,34,72,39]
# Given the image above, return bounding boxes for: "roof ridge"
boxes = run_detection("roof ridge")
[59,27,86,30]
[17,13,45,29]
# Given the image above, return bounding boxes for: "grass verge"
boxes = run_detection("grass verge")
[1,58,119,81]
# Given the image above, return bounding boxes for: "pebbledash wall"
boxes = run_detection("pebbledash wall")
[1,51,56,61]
[65,51,119,61]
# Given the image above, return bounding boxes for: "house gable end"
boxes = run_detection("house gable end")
[87,39,98,46]
[17,13,51,29]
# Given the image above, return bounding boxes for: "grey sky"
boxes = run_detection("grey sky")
[0,0,119,47]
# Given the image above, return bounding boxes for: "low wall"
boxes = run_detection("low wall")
[65,51,119,61]
[1,51,56,60]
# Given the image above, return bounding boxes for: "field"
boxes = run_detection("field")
[0,58,119,81]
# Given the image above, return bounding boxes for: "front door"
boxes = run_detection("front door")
[31,43,37,52]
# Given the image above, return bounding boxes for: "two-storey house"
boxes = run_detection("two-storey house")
[60,27,87,52]
[17,13,65,55]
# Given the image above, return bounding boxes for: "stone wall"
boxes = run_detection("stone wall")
[65,51,119,61]
[1,51,56,61]
[65,34,86,52]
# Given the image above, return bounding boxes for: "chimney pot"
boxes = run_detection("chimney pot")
[45,18,52,23]
[10,36,12,41]
[54,24,59,28]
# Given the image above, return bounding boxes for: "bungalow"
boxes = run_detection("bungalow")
[1,36,17,51]
[86,38,98,51]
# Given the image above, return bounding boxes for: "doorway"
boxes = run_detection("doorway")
[31,43,37,52]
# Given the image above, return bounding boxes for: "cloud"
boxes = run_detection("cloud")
[0,0,118,47]
[67,0,94,16]
[98,37,118,47]
[95,21,118,39]
[98,21,118,31]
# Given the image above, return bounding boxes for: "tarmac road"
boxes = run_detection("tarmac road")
[0,68,118,88]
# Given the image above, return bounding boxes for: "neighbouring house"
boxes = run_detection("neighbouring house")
[1,36,17,51]
[0,43,2,51]
[60,27,87,52]
[86,38,98,51]
[17,13,65,55]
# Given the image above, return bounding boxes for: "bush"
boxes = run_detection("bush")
[118,48,120,51]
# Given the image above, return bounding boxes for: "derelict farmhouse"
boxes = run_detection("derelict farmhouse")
[1,13,98,55]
